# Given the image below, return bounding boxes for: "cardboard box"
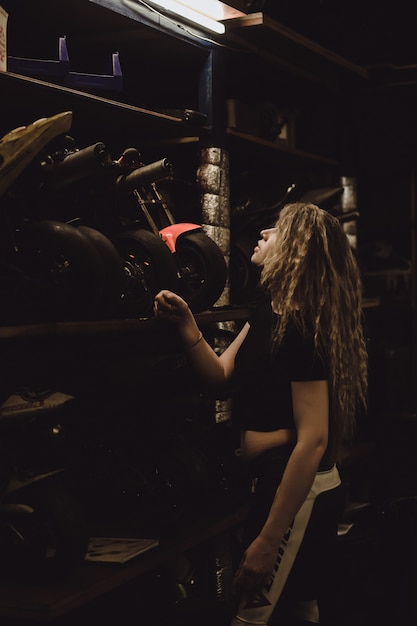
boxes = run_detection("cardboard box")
[227,99,261,137]
[227,98,294,147]
[258,102,295,146]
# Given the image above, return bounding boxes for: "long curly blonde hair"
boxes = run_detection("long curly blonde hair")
[261,202,368,456]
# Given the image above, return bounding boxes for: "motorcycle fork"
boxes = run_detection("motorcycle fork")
[131,183,174,235]
[131,185,185,278]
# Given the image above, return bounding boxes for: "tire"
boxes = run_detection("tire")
[10,220,104,323]
[174,230,227,313]
[230,235,261,304]
[77,225,124,318]
[2,476,89,580]
[113,229,178,318]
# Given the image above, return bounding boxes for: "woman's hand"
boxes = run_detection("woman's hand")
[154,289,203,351]
[153,290,192,325]
[234,534,280,593]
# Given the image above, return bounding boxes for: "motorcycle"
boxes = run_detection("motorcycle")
[0,113,227,322]
[108,147,227,315]
[0,113,125,324]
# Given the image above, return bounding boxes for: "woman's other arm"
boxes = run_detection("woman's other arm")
[234,379,329,590]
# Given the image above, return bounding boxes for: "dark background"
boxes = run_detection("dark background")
[248,0,417,66]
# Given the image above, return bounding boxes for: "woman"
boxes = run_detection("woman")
[154,202,368,625]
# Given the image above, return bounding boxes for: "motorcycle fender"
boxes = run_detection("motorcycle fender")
[160,223,201,253]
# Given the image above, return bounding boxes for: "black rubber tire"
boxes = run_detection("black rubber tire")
[174,230,227,313]
[10,219,104,323]
[77,225,124,318]
[113,228,178,318]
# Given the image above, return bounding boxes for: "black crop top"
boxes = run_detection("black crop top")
[233,297,328,432]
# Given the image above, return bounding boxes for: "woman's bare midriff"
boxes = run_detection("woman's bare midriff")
[240,428,296,462]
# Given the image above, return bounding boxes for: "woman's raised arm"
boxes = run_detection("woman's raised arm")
[154,289,249,390]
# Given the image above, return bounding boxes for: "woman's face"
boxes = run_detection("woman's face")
[251,228,277,266]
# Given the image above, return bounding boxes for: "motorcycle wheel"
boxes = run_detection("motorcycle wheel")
[77,225,124,318]
[10,219,104,323]
[113,229,178,318]
[2,476,89,580]
[174,230,227,313]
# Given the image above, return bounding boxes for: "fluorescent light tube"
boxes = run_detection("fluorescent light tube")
[176,1,225,20]
[148,0,226,33]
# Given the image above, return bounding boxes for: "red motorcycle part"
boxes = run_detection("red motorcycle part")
[159,223,201,253]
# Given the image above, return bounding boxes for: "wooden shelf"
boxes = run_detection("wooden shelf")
[227,128,340,166]
[0,72,209,145]
[0,301,379,342]
[1,0,213,146]
[224,12,369,93]
[0,505,248,621]
[0,308,251,343]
